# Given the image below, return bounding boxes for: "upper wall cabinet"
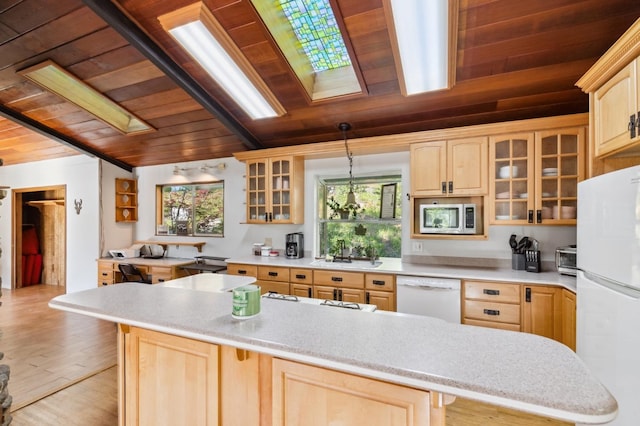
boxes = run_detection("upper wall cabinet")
[577,19,640,159]
[489,127,585,225]
[410,137,488,196]
[245,156,304,224]
[115,178,137,222]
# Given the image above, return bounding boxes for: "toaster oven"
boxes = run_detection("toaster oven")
[555,245,577,275]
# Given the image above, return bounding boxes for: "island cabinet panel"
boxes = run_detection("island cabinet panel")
[122,326,219,426]
[271,358,436,426]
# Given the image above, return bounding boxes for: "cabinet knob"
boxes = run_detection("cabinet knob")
[483,309,500,316]
[528,210,534,223]
[295,274,306,279]
[331,276,343,282]
[268,271,278,277]
[448,181,453,193]
[372,280,385,286]
[441,182,447,194]
[629,114,637,138]
[483,289,500,296]
[525,287,532,303]
[536,210,542,224]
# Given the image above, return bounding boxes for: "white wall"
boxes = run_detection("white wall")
[134,151,576,263]
[0,155,101,292]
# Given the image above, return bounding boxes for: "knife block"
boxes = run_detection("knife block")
[511,253,526,270]
[525,250,541,273]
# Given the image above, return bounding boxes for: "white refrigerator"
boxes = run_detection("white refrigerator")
[577,165,640,425]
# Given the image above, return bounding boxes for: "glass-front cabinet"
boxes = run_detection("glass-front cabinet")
[489,127,585,225]
[246,156,304,224]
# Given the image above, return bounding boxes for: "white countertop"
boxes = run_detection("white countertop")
[156,273,255,292]
[49,280,615,424]
[226,256,578,292]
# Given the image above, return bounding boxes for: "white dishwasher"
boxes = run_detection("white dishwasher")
[396,276,461,323]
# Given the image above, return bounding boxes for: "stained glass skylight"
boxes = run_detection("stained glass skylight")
[278,0,351,72]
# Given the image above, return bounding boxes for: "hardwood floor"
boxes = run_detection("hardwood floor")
[0,284,117,425]
[0,285,572,425]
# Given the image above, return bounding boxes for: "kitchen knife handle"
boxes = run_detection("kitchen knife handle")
[528,210,534,223]
[483,309,500,316]
[441,182,447,194]
[483,289,500,296]
[536,209,542,224]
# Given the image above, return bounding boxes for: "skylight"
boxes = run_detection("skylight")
[252,0,363,101]
[279,0,351,72]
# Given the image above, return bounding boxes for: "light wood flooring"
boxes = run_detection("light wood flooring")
[0,285,572,425]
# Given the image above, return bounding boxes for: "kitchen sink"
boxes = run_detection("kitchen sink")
[309,259,383,270]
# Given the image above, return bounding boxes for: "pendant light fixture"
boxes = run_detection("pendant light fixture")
[339,122,357,207]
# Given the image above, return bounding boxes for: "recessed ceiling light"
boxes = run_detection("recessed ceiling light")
[159,2,285,120]
[19,60,153,135]
[384,0,457,95]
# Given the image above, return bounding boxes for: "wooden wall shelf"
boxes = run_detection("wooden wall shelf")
[135,241,206,253]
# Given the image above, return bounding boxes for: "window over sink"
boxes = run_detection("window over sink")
[156,182,224,237]
[317,174,402,259]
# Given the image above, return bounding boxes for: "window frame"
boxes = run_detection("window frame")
[155,180,225,237]
[316,174,402,259]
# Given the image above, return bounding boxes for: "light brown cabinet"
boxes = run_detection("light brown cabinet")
[462,281,521,332]
[245,156,304,224]
[120,326,447,426]
[463,280,576,349]
[561,289,577,351]
[410,137,488,196]
[521,285,562,342]
[272,358,438,426]
[97,259,189,286]
[289,268,313,298]
[257,265,290,294]
[115,178,137,222]
[313,269,366,303]
[121,326,219,426]
[489,127,585,225]
[365,273,396,311]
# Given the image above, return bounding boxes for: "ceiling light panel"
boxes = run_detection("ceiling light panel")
[159,2,285,120]
[19,60,153,135]
[384,0,457,96]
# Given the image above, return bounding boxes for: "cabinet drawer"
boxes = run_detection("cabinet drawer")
[257,280,289,295]
[464,300,520,324]
[227,264,258,277]
[290,268,313,284]
[313,270,364,289]
[258,266,290,282]
[150,266,172,283]
[464,281,520,303]
[463,318,521,332]
[365,273,395,291]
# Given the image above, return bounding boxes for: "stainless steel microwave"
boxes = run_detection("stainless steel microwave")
[419,203,477,234]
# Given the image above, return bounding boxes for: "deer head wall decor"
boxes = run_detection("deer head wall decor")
[74,199,83,215]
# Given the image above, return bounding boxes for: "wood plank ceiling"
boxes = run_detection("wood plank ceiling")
[0,0,638,170]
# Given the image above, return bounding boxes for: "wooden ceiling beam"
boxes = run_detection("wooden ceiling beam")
[82,0,264,151]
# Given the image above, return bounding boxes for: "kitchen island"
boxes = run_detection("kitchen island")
[49,274,616,425]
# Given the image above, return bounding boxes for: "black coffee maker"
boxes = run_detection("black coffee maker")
[285,232,304,259]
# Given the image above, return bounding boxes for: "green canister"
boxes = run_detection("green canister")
[232,285,261,319]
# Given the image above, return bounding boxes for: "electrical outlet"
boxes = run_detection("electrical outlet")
[412,242,423,252]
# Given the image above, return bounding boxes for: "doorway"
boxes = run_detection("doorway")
[12,185,66,290]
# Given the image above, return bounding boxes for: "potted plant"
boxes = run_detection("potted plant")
[326,196,360,219]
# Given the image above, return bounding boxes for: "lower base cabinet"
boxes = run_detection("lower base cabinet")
[119,326,447,426]
[462,281,576,350]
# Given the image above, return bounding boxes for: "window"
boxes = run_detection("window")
[318,175,402,258]
[156,182,224,236]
